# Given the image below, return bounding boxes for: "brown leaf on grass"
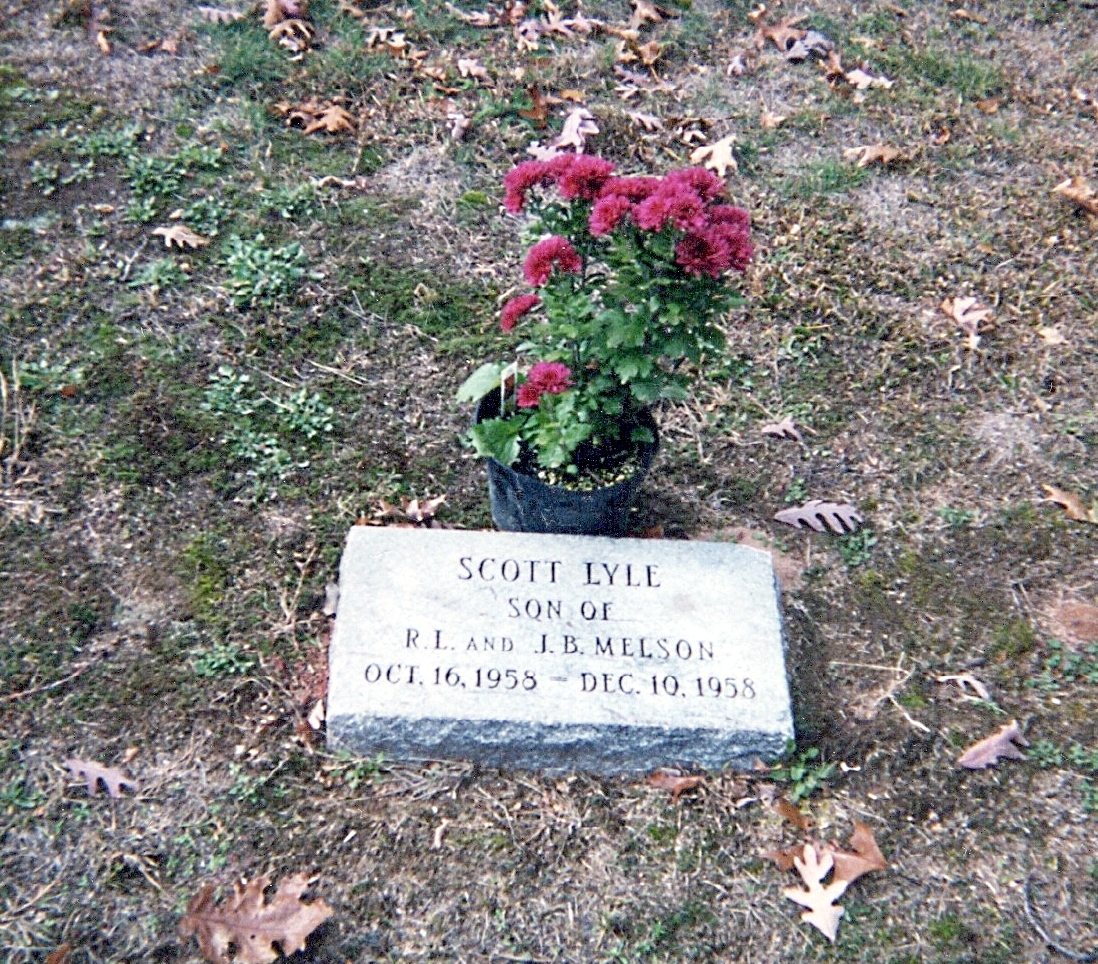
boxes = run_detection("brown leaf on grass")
[629,0,674,28]
[457,57,490,82]
[770,795,813,831]
[845,67,894,90]
[940,296,992,350]
[45,947,72,964]
[552,107,599,152]
[759,109,787,129]
[442,2,496,27]
[628,110,664,132]
[648,770,705,803]
[957,719,1029,769]
[196,5,244,22]
[303,104,354,134]
[761,843,803,872]
[517,86,549,127]
[774,500,863,534]
[65,758,137,798]
[689,134,738,176]
[783,844,848,943]
[402,494,446,524]
[262,0,302,27]
[752,14,808,53]
[179,874,333,964]
[1041,484,1098,524]
[827,821,888,884]
[842,143,903,168]
[760,415,804,444]
[953,8,989,24]
[1052,176,1098,216]
[152,224,209,249]
[269,18,315,52]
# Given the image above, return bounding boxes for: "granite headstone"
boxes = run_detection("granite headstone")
[327,527,793,774]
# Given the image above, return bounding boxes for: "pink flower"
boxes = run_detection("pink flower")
[665,167,726,201]
[588,195,633,236]
[517,361,573,407]
[523,236,582,286]
[556,155,616,201]
[503,160,550,213]
[500,293,541,332]
[674,216,752,277]
[633,183,705,232]
[599,176,661,202]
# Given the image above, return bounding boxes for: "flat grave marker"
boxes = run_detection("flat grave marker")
[327,527,793,774]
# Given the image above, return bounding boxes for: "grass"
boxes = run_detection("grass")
[1,1,1097,962]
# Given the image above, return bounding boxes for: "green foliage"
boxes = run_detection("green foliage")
[770,744,836,801]
[1027,640,1098,691]
[221,233,307,307]
[190,641,257,677]
[128,258,188,291]
[838,528,878,568]
[938,506,976,529]
[784,160,870,199]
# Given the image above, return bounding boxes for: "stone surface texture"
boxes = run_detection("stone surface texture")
[328,528,793,774]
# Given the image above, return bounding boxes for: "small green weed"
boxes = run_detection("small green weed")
[128,258,188,291]
[783,477,809,504]
[938,506,976,529]
[1029,738,1098,814]
[838,528,878,568]
[770,744,836,801]
[331,752,387,791]
[190,640,257,677]
[222,233,307,307]
[1026,640,1098,691]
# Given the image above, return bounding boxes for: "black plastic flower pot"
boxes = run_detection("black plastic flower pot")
[473,391,659,537]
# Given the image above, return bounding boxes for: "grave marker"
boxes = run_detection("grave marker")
[327,528,793,774]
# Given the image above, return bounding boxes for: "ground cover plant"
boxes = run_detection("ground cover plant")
[1,0,1097,960]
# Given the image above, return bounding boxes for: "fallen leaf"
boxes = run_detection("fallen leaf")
[957,719,1029,769]
[303,104,355,134]
[760,109,787,129]
[940,296,992,350]
[1037,326,1067,346]
[457,57,490,82]
[402,493,446,524]
[689,134,738,177]
[770,795,813,831]
[845,67,894,90]
[629,0,672,28]
[65,758,138,798]
[760,415,804,444]
[754,14,807,52]
[636,40,661,66]
[269,18,315,52]
[517,85,549,127]
[784,29,833,61]
[783,844,848,942]
[196,4,244,21]
[447,111,471,140]
[974,97,1001,113]
[628,110,664,132]
[842,143,903,167]
[179,874,333,964]
[152,224,209,249]
[552,107,599,152]
[1052,175,1098,216]
[774,500,863,534]
[761,843,803,872]
[936,673,991,701]
[1042,484,1098,524]
[952,8,989,23]
[262,0,301,27]
[827,821,888,884]
[45,947,72,964]
[648,770,705,803]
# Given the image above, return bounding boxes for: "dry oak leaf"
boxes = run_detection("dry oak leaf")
[940,295,992,350]
[65,758,137,798]
[262,0,302,27]
[827,821,888,885]
[269,18,315,52]
[770,794,813,831]
[457,57,490,81]
[1041,484,1098,524]
[774,500,863,534]
[179,874,333,964]
[196,5,244,22]
[957,719,1029,770]
[689,134,738,177]
[784,844,848,943]
[753,14,808,52]
[401,493,446,524]
[648,770,705,803]
[152,223,209,249]
[844,67,894,90]
[630,0,673,28]
[760,415,805,444]
[551,108,599,152]
[1052,176,1098,216]
[842,143,903,168]
[303,104,354,135]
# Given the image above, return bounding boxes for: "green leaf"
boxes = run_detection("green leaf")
[469,418,522,466]
[456,362,505,403]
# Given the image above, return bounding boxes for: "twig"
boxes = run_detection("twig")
[304,359,371,387]
[1023,872,1098,962]
[0,663,92,703]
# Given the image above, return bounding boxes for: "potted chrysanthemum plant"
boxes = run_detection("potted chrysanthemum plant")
[458,153,753,535]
